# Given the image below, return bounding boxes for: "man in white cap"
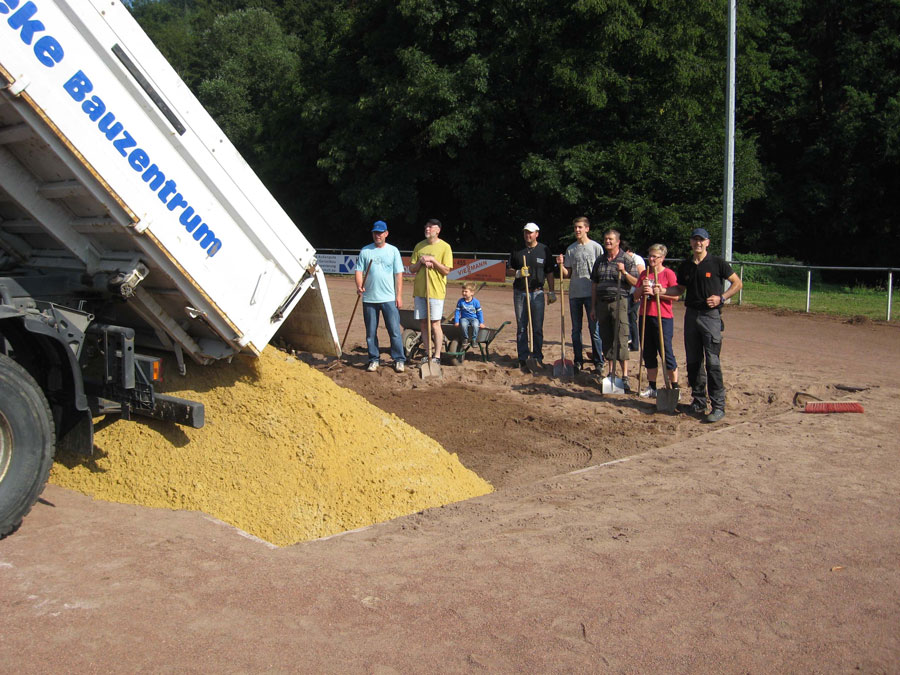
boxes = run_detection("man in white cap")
[509,222,557,370]
[356,220,405,372]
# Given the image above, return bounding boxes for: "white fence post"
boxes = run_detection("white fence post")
[806,268,812,313]
[889,271,893,321]
[738,264,744,305]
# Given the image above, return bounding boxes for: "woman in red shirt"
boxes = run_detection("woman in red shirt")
[637,244,680,397]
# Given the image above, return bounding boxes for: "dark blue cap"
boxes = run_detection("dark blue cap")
[690,227,710,240]
[372,220,388,232]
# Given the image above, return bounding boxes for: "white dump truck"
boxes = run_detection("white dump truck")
[0,0,340,536]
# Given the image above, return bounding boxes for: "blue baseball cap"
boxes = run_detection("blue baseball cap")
[372,220,388,232]
[690,227,710,240]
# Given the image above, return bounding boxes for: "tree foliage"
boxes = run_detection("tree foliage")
[128,0,898,267]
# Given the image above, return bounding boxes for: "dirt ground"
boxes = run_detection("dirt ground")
[321,279,898,491]
[2,276,899,672]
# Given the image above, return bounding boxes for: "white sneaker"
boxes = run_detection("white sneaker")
[394,361,405,373]
[639,387,657,398]
[366,361,379,372]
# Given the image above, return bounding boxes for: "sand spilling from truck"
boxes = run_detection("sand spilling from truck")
[49,349,491,546]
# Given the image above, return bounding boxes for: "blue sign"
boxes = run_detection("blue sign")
[337,256,357,274]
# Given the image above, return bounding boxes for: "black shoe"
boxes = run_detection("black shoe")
[688,399,707,414]
[518,360,528,371]
[704,409,725,424]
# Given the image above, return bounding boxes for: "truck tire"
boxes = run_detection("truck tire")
[0,354,55,538]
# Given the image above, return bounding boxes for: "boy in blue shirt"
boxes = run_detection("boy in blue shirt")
[453,282,485,348]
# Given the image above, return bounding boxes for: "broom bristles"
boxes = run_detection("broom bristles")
[804,401,864,414]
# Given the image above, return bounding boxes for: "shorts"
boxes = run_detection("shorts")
[414,296,445,321]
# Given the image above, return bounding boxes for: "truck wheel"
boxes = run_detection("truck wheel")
[0,354,55,538]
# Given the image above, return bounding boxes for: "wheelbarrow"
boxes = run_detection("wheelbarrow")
[399,308,427,362]
[399,309,510,366]
[443,321,511,365]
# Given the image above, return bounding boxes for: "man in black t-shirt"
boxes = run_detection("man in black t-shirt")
[509,222,557,369]
[670,228,743,423]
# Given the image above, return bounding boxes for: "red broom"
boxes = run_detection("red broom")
[804,401,864,414]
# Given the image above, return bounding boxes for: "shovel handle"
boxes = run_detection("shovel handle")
[609,270,622,379]
[523,255,534,352]
[425,270,432,358]
[654,271,672,390]
[637,277,648,393]
[559,270,567,361]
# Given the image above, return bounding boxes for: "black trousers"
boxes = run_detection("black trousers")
[683,307,725,410]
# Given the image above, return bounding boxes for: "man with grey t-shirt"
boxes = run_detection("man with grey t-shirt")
[556,216,605,373]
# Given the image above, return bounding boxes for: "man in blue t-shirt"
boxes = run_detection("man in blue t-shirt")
[355,220,406,373]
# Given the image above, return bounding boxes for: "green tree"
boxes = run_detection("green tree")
[305,0,766,253]
[740,0,900,268]
[130,0,772,257]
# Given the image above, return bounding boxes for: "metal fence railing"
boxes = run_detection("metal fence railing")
[732,262,896,321]
[317,248,503,260]
[667,258,897,321]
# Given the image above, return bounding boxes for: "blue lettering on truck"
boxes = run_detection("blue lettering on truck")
[2,0,64,66]
[2,0,223,257]
[63,71,222,256]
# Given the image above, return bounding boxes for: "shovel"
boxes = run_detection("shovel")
[636,280,648,394]
[601,271,626,394]
[419,271,442,379]
[522,256,540,374]
[654,272,678,412]
[553,277,574,379]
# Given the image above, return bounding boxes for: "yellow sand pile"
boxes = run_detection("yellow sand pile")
[50,348,491,545]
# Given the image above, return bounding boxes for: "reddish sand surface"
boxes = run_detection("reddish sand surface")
[2,276,899,672]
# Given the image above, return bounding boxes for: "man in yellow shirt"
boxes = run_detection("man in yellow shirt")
[409,218,454,363]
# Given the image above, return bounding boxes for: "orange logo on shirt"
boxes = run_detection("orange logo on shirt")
[705,272,711,277]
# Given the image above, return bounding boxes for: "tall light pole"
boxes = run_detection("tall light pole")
[722,0,736,262]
